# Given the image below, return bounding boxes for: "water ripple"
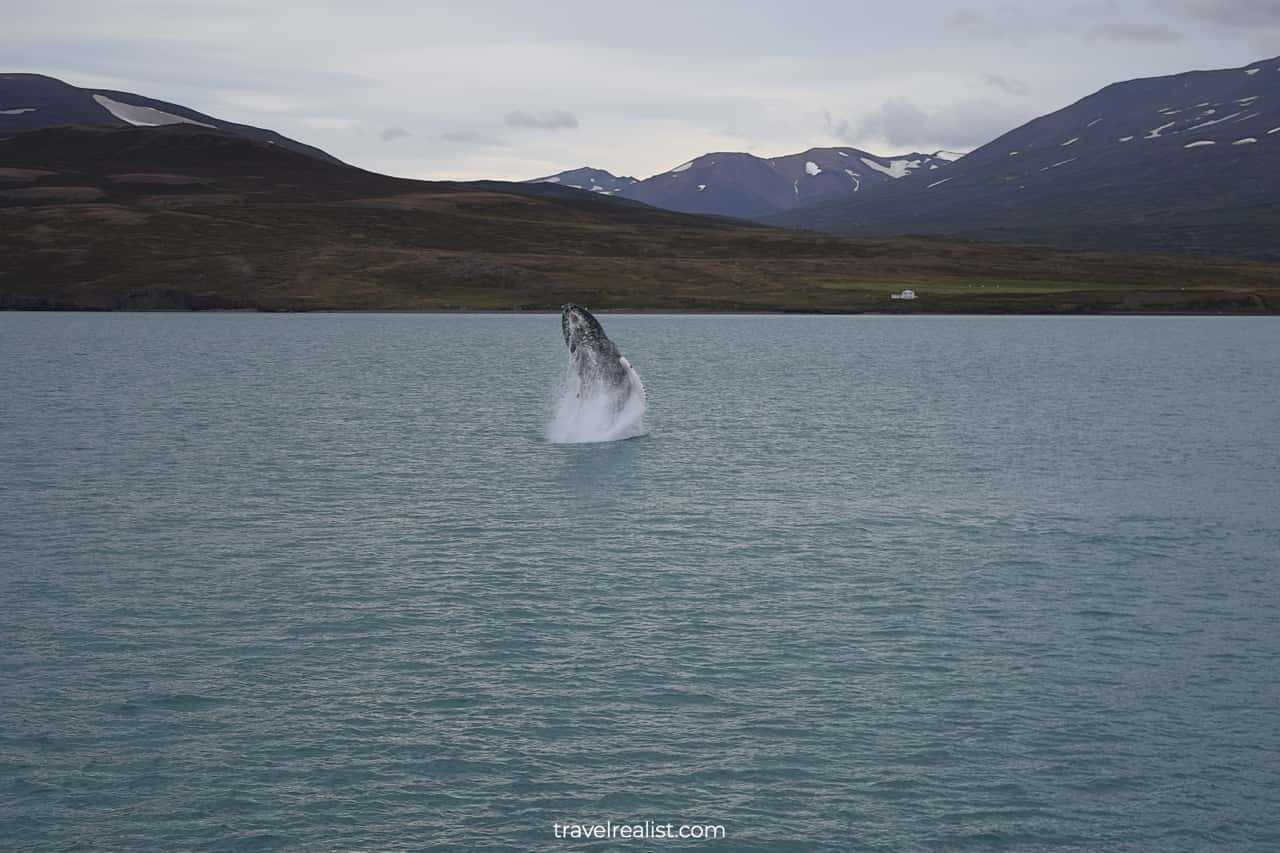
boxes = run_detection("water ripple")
[2,314,1278,851]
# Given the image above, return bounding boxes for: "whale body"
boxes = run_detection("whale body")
[560,303,641,410]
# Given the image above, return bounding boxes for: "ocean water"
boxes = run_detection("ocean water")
[2,313,1278,852]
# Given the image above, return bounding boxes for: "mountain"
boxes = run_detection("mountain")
[767,57,1280,260]
[0,73,340,164]
[530,148,963,219]
[4,124,1276,313]
[525,166,638,195]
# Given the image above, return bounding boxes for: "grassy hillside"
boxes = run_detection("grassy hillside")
[2,125,1279,313]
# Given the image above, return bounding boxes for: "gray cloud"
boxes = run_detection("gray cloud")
[1066,2,1125,17]
[944,9,986,30]
[942,6,1042,43]
[1,35,372,99]
[503,109,578,130]
[840,97,1033,150]
[984,74,1030,96]
[1183,0,1280,28]
[856,99,935,146]
[440,130,505,147]
[1086,22,1182,42]
[379,126,410,142]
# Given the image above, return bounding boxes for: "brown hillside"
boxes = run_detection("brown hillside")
[2,125,1278,313]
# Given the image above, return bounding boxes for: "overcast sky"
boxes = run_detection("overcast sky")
[6,1,1279,181]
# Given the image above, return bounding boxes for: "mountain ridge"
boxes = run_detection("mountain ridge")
[0,72,340,164]
[525,56,1278,259]
[765,55,1280,260]
[525,166,638,195]
[5,123,1276,313]
[527,146,964,219]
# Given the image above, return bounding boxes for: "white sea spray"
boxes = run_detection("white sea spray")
[546,359,646,444]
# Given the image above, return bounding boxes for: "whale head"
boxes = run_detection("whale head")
[561,303,607,353]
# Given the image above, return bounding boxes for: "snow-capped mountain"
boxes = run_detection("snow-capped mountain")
[769,57,1280,260]
[525,166,638,195]
[529,147,963,219]
[0,73,340,163]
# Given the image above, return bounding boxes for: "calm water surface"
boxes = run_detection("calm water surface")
[2,313,1278,852]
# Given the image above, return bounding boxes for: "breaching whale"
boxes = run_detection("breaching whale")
[560,303,643,411]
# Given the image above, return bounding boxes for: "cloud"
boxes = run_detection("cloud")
[379,126,410,142]
[300,116,361,131]
[7,0,1272,182]
[503,109,579,130]
[835,97,1033,150]
[984,74,1030,96]
[1182,0,1280,28]
[440,130,505,147]
[855,99,935,146]
[944,9,986,31]
[1085,22,1182,43]
[942,6,1043,43]
[0,35,373,108]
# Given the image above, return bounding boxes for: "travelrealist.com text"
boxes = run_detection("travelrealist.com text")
[553,820,727,841]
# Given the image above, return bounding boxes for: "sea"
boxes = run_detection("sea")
[2,312,1278,852]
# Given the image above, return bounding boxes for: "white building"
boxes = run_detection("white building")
[890,289,917,300]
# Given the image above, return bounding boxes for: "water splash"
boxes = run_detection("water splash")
[546,359,647,444]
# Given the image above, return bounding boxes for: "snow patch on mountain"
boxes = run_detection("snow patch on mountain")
[1184,140,1215,148]
[804,161,821,176]
[1186,111,1244,131]
[1041,157,1078,171]
[0,108,36,115]
[92,94,215,128]
[526,167,639,194]
[860,157,913,178]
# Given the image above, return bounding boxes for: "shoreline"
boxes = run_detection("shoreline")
[5,307,1278,317]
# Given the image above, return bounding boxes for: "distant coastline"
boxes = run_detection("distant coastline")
[4,301,1276,316]
[3,124,1278,317]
